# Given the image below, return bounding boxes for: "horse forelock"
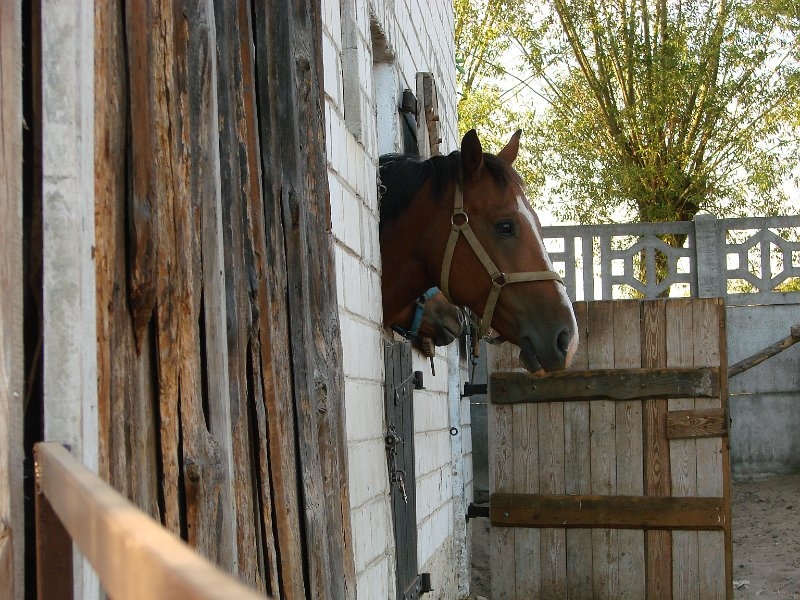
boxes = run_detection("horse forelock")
[378,150,522,229]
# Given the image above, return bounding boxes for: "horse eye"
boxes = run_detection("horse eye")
[495,220,515,236]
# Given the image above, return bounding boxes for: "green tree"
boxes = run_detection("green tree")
[513,0,800,226]
[455,0,800,226]
[454,0,542,186]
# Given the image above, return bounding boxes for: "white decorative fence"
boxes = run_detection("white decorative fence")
[543,214,800,305]
[542,213,800,478]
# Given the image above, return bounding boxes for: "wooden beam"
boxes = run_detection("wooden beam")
[728,324,800,378]
[490,367,719,403]
[666,408,727,439]
[640,300,672,599]
[490,493,727,531]
[34,443,269,600]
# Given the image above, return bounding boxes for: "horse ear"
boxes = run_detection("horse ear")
[497,129,522,165]
[460,129,484,178]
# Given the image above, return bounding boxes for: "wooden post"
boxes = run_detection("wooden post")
[35,482,73,600]
[641,300,673,599]
[0,1,25,598]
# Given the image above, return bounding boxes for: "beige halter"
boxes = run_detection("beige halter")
[439,185,563,338]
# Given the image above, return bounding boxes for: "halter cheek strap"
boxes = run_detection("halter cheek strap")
[440,185,563,338]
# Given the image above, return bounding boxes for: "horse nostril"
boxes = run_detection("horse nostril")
[557,329,572,356]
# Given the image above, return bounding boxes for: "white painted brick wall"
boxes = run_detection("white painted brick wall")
[321,0,463,598]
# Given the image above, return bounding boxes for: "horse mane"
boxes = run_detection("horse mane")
[378,150,523,228]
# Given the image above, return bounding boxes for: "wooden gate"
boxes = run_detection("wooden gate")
[488,298,731,599]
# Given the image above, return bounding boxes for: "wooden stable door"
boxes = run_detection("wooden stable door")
[488,299,731,599]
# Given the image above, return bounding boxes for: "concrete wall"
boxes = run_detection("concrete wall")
[727,303,800,481]
[320,1,468,598]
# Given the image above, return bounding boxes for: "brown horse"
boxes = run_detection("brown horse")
[390,287,464,347]
[379,129,578,374]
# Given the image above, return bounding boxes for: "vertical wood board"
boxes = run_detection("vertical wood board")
[0,1,24,596]
[564,303,592,598]
[90,1,352,598]
[587,302,619,598]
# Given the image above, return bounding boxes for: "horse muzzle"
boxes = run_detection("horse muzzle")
[518,321,578,374]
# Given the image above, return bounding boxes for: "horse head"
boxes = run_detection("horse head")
[379,129,578,374]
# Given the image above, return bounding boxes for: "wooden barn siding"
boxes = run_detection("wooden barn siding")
[489,299,731,599]
[1,1,24,597]
[94,2,353,598]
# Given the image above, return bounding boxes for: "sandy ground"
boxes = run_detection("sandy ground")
[733,473,800,599]
[467,473,800,599]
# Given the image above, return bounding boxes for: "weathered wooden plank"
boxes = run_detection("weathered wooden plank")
[538,402,566,597]
[490,367,719,403]
[613,301,645,599]
[666,409,727,439]
[125,0,158,353]
[588,301,618,599]
[641,299,672,599]
[248,338,281,594]
[213,0,263,583]
[250,4,308,596]
[168,1,233,566]
[512,404,540,598]
[217,0,284,590]
[667,299,700,599]
[564,302,593,599]
[717,300,734,600]
[94,0,120,490]
[97,0,161,526]
[125,0,182,537]
[0,1,24,596]
[182,0,238,575]
[95,0,162,523]
[693,300,728,600]
[488,343,518,600]
[490,494,727,530]
[282,3,352,596]
[252,2,354,596]
[34,443,268,600]
[287,30,348,600]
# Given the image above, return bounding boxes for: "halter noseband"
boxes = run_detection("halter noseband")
[391,287,440,340]
[440,185,563,339]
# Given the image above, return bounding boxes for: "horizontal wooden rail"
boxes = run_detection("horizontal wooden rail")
[34,442,268,600]
[490,367,719,403]
[491,493,727,530]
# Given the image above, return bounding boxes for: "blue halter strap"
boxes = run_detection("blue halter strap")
[392,287,440,340]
